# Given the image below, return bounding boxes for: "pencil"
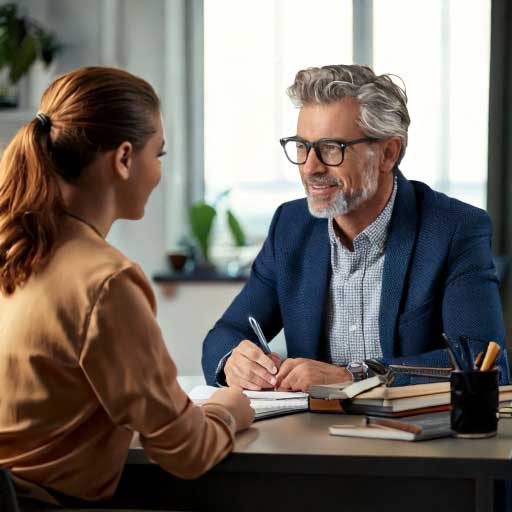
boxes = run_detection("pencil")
[480,341,501,371]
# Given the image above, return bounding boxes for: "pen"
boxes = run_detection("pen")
[248,316,272,355]
[442,333,465,370]
[459,336,473,370]
[447,349,460,371]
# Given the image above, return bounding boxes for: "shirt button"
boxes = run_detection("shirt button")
[349,324,357,332]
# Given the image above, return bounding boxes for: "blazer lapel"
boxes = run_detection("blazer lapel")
[379,171,418,360]
[295,218,331,360]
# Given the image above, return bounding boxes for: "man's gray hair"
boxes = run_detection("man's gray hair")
[287,64,410,164]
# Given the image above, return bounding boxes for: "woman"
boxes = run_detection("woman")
[0,67,254,506]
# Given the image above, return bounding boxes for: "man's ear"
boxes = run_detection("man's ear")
[114,141,134,180]
[378,137,401,174]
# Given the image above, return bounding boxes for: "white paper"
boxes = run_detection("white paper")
[250,399,308,410]
[244,390,308,400]
[188,386,308,401]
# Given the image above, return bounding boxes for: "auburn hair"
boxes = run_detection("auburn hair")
[0,66,160,295]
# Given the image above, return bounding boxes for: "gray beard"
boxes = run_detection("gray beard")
[306,157,379,219]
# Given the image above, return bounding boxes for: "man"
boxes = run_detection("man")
[202,64,508,391]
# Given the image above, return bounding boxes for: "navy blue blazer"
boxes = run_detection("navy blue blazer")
[202,171,509,385]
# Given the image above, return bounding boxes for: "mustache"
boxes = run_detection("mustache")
[306,176,343,187]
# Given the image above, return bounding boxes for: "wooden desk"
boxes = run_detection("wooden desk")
[123,413,512,512]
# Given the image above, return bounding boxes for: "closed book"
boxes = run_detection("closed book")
[309,398,450,417]
[310,383,512,417]
[309,375,386,400]
[349,391,451,412]
[329,412,452,441]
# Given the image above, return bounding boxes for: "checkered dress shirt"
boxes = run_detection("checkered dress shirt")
[326,178,398,365]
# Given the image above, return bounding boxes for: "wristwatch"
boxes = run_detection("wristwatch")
[346,360,369,382]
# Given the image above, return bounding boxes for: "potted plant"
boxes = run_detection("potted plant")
[189,195,247,271]
[0,3,61,107]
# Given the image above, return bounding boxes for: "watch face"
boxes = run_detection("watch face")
[348,361,368,381]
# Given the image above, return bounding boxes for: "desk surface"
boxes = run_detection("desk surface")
[129,412,512,477]
[126,413,512,511]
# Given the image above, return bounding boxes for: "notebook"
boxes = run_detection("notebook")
[188,385,309,420]
[329,412,452,441]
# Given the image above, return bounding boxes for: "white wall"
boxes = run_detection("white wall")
[0,0,246,377]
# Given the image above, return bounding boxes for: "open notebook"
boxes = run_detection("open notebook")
[189,386,309,420]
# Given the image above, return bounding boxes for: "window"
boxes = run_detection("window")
[373,0,490,209]
[204,0,352,242]
[202,0,490,249]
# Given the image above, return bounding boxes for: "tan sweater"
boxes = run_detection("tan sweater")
[0,216,235,503]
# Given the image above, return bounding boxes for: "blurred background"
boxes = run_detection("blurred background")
[0,0,510,387]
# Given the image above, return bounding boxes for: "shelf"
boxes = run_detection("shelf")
[153,268,248,284]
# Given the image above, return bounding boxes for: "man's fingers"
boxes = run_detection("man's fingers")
[229,354,276,389]
[236,340,278,375]
[277,364,297,390]
[278,365,310,392]
[239,362,275,389]
[236,374,263,391]
[271,352,283,369]
[275,358,297,385]
[278,372,294,391]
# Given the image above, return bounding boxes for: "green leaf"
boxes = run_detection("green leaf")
[9,33,36,83]
[189,202,217,262]
[226,209,246,247]
[0,4,61,84]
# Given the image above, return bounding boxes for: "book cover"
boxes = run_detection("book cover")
[309,374,386,400]
[329,412,452,441]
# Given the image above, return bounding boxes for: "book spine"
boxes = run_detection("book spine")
[308,397,345,413]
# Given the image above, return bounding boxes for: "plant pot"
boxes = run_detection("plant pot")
[167,252,188,273]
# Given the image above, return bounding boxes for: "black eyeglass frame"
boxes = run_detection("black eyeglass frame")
[279,136,377,166]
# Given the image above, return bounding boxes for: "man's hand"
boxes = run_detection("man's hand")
[224,339,282,390]
[275,358,352,392]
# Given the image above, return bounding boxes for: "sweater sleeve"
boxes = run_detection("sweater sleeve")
[79,264,236,479]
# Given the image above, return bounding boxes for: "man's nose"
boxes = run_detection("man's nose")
[301,148,326,177]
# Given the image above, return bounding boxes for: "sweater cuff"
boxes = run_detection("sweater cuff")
[202,403,237,439]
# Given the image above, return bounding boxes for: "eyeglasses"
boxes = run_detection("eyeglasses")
[279,136,377,166]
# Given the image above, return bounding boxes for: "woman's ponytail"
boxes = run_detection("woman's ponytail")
[0,117,62,294]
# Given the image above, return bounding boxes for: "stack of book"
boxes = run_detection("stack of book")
[309,381,512,418]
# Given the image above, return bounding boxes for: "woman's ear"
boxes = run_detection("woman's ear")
[379,137,401,174]
[114,141,134,180]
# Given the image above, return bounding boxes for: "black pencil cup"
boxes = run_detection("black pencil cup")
[450,370,499,438]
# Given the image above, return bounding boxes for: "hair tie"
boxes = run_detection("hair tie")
[35,113,52,132]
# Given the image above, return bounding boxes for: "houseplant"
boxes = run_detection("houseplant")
[0,3,61,107]
[189,197,247,269]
